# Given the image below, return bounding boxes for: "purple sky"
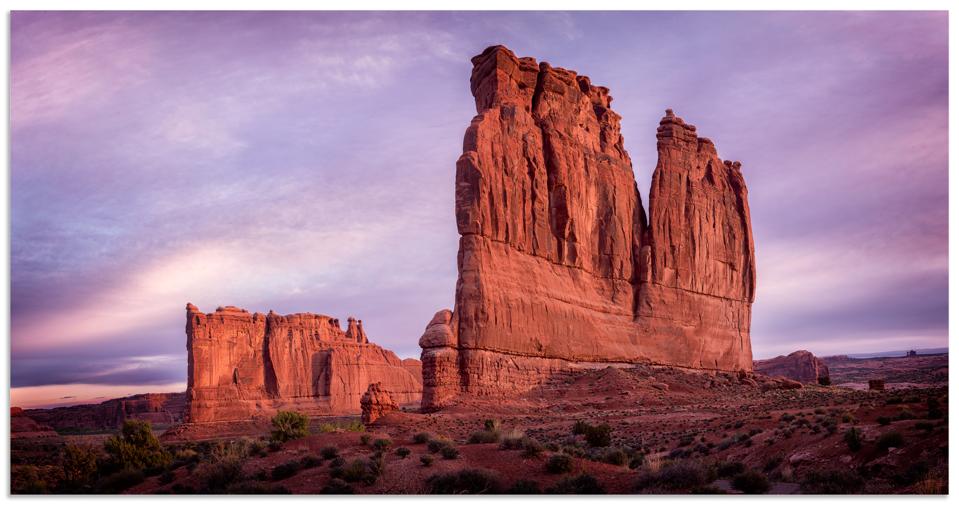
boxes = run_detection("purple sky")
[10,11,948,405]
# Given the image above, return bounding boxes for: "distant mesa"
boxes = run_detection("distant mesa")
[419,45,757,410]
[754,350,830,384]
[185,303,421,423]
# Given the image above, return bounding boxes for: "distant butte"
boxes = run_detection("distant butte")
[419,45,756,410]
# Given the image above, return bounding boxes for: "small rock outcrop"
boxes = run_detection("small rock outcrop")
[420,45,756,409]
[186,304,421,422]
[360,382,398,424]
[754,350,830,384]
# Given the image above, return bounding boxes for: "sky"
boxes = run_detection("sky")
[10,11,948,408]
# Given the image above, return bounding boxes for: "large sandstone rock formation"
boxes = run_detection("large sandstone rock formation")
[420,45,756,409]
[754,350,830,384]
[186,304,421,422]
[360,382,398,425]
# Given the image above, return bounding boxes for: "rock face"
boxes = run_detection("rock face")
[754,350,830,384]
[420,45,756,409]
[186,304,421,422]
[360,382,398,424]
[24,393,186,432]
[11,407,60,440]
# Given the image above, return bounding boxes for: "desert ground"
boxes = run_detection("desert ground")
[11,353,948,494]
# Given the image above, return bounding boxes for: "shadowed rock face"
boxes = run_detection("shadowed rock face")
[420,45,756,410]
[186,304,421,422]
[754,350,830,384]
[24,393,186,431]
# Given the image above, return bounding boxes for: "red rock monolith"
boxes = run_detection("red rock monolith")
[754,350,830,384]
[186,304,421,422]
[360,382,398,425]
[420,45,756,410]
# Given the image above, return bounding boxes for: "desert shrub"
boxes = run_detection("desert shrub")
[508,479,541,493]
[247,439,268,457]
[427,438,453,453]
[441,445,460,460]
[732,471,769,494]
[762,456,783,473]
[225,481,291,494]
[335,457,379,485]
[522,438,544,458]
[193,459,243,493]
[818,376,831,386]
[359,434,371,446]
[413,432,431,444]
[320,446,339,460]
[317,423,338,433]
[469,430,501,444]
[268,440,283,452]
[269,411,309,443]
[60,444,98,491]
[272,460,302,481]
[330,456,345,468]
[717,437,736,451]
[96,469,145,493]
[546,454,573,474]
[499,431,526,450]
[395,447,411,458]
[636,461,712,492]
[716,461,745,478]
[321,478,354,494]
[104,420,171,472]
[572,420,590,435]
[420,455,434,467]
[677,435,694,447]
[341,420,366,432]
[893,461,930,486]
[927,397,943,419]
[484,419,501,432]
[602,447,629,466]
[844,427,862,452]
[877,431,905,450]
[780,413,795,422]
[300,455,323,469]
[428,469,502,494]
[11,465,51,494]
[372,438,393,451]
[878,416,892,426]
[547,474,606,494]
[584,424,613,447]
[628,449,646,469]
[897,409,916,421]
[800,469,864,494]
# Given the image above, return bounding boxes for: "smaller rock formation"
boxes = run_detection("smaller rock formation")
[11,407,59,441]
[869,379,886,391]
[24,393,186,432]
[907,350,918,357]
[754,350,830,384]
[360,383,398,425]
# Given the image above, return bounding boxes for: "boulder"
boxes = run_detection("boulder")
[420,45,756,409]
[360,382,399,424]
[754,350,830,384]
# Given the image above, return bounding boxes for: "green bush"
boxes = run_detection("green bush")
[104,420,171,472]
[601,448,628,466]
[321,478,354,494]
[508,479,541,493]
[427,438,452,453]
[60,444,98,491]
[96,468,145,493]
[334,458,380,485]
[547,474,606,494]
[499,431,526,450]
[193,459,244,493]
[469,430,501,444]
[441,445,460,460]
[372,438,393,451]
[484,419,501,432]
[800,469,865,494]
[635,462,713,492]
[546,454,573,474]
[11,465,51,494]
[572,420,590,435]
[320,446,339,460]
[360,434,371,446]
[732,471,769,494]
[584,424,613,447]
[716,461,745,478]
[269,411,310,443]
[522,438,544,458]
[877,431,904,450]
[413,432,431,444]
[428,469,502,494]
[300,455,323,469]
[844,427,862,452]
[395,447,411,458]
[271,460,302,481]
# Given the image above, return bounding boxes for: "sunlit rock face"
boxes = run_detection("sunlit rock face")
[185,304,421,422]
[420,45,756,410]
